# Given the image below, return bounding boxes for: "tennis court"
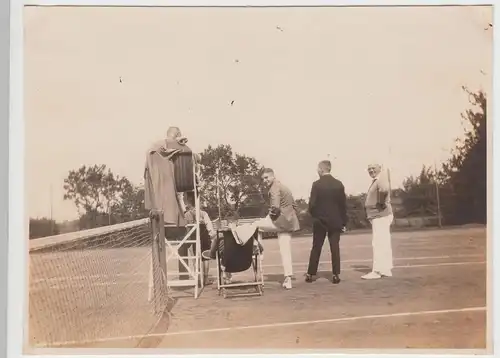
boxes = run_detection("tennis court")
[28,225,488,351]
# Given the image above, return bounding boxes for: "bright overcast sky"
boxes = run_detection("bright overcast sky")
[24,5,492,222]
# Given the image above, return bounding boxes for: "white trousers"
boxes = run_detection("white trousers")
[371,214,394,274]
[254,216,293,277]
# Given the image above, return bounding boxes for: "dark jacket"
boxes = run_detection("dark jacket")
[308,174,347,230]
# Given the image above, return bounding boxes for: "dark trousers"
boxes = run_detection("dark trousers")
[209,235,223,258]
[307,221,341,275]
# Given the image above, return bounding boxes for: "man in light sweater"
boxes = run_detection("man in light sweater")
[255,168,300,289]
[203,168,299,289]
[362,163,394,280]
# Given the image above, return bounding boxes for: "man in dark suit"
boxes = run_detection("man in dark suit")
[306,160,347,284]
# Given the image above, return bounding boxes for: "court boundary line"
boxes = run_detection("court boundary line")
[286,229,486,242]
[287,261,487,277]
[33,261,486,290]
[157,306,487,337]
[32,306,486,348]
[29,260,486,290]
[29,254,485,284]
[253,239,485,253]
[257,254,485,268]
[266,243,485,253]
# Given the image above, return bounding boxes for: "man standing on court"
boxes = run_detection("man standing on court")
[305,160,347,284]
[254,168,300,289]
[362,163,394,280]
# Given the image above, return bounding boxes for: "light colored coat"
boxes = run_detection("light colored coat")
[269,180,300,232]
[364,172,393,220]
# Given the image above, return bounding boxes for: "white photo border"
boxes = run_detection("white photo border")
[6,1,498,358]
[1,0,10,357]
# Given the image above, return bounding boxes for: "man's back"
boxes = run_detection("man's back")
[309,174,347,230]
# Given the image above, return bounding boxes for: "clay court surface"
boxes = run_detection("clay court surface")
[28,226,488,352]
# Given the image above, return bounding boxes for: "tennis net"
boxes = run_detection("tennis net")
[28,217,171,348]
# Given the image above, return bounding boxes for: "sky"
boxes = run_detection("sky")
[24,5,493,222]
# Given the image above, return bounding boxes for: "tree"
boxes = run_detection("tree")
[346,194,370,229]
[29,217,59,239]
[198,145,267,219]
[294,198,313,232]
[64,165,119,214]
[78,210,115,230]
[441,87,487,224]
[294,198,308,213]
[111,186,149,223]
[63,165,145,228]
[401,165,439,217]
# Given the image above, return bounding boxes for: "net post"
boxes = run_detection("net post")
[157,212,167,296]
[151,211,167,314]
[151,214,160,314]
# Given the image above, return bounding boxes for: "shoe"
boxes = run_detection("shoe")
[282,276,292,289]
[332,275,341,284]
[305,274,314,283]
[361,271,382,280]
[204,277,214,285]
[380,271,393,277]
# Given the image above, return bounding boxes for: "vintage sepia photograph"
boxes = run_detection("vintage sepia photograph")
[25,4,492,352]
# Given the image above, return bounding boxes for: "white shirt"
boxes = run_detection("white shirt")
[200,210,216,238]
[185,208,216,238]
